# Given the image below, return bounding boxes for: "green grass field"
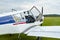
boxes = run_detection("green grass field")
[43,17,60,26]
[0,17,60,40]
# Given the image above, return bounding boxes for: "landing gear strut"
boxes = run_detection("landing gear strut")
[18,34,21,40]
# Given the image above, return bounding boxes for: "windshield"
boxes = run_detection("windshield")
[12,6,41,23]
[29,6,41,19]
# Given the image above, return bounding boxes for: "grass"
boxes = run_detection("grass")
[43,17,60,26]
[0,16,60,40]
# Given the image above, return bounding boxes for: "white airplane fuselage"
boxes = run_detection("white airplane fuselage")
[0,6,44,35]
[0,13,43,35]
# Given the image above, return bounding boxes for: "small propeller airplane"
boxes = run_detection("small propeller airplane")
[0,6,60,40]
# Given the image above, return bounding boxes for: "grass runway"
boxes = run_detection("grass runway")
[0,17,60,40]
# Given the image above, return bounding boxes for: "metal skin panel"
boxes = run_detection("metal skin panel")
[0,15,15,25]
[27,26,60,38]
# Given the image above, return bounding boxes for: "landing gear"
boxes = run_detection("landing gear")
[37,37,42,40]
[17,34,21,40]
[9,34,12,36]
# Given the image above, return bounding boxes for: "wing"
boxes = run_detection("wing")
[0,24,32,35]
[0,21,43,35]
[25,26,60,39]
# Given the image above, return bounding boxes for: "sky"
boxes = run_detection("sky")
[0,0,60,14]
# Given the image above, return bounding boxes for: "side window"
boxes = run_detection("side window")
[12,13,21,23]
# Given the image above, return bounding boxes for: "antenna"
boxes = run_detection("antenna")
[12,9,16,12]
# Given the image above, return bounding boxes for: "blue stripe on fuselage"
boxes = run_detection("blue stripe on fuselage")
[0,15,15,25]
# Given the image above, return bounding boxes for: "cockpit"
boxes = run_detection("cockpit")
[0,6,43,25]
[13,11,36,23]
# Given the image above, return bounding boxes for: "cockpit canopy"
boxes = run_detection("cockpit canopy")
[13,11,36,23]
[0,6,43,25]
[12,6,41,23]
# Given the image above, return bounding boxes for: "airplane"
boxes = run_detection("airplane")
[0,6,44,39]
[0,6,60,40]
